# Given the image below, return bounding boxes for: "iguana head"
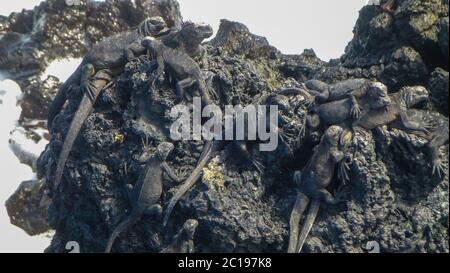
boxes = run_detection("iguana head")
[138,16,170,37]
[400,86,429,109]
[156,142,175,160]
[323,125,344,146]
[180,21,214,41]
[182,219,199,239]
[367,82,391,109]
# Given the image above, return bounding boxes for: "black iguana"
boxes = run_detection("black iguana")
[288,125,348,253]
[356,86,446,176]
[160,219,199,253]
[394,109,449,178]
[141,36,214,105]
[304,87,392,131]
[356,86,431,133]
[162,21,213,62]
[158,91,293,226]
[50,18,212,193]
[141,35,217,226]
[105,142,181,253]
[47,17,170,130]
[305,79,389,118]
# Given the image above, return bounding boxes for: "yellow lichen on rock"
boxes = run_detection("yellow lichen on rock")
[203,162,225,190]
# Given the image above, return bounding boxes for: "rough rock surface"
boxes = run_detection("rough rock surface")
[5,179,52,236]
[4,0,449,252]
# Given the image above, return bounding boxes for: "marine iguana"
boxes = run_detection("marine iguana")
[356,86,431,133]
[47,17,169,131]
[394,109,449,178]
[141,36,214,105]
[305,79,389,118]
[105,142,181,253]
[288,125,348,253]
[356,86,446,176]
[50,18,212,192]
[141,35,218,226]
[159,92,292,226]
[303,86,392,131]
[160,219,199,253]
[162,21,213,61]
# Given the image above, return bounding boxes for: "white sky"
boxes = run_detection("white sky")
[0,0,369,61]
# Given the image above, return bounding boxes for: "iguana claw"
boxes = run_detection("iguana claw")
[82,80,98,103]
[333,185,350,204]
[432,160,445,178]
[252,158,265,174]
[338,159,351,184]
[350,104,362,119]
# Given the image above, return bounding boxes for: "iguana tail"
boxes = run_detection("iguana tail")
[105,209,142,253]
[47,64,83,132]
[287,192,310,253]
[162,140,215,226]
[52,94,95,192]
[296,199,320,253]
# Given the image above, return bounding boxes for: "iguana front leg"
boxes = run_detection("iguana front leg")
[80,64,97,102]
[348,94,363,118]
[176,78,196,101]
[400,112,432,134]
[124,41,147,62]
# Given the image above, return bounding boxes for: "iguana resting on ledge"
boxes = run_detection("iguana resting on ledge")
[356,86,446,176]
[302,85,392,131]
[105,142,182,253]
[160,219,199,253]
[47,17,170,131]
[394,109,449,178]
[158,93,295,226]
[162,21,213,63]
[141,35,217,226]
[50,19,213,193]
[305,79,389,118]
[141,36,215,105]
[288,125,348,253]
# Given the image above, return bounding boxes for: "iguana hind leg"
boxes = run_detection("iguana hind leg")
[176,78,196,101]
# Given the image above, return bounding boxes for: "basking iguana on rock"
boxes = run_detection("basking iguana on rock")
[50,19,212,193]
[47,17,170,131]
[356,86,446,176]
[160,219,199,253]
[162,21,213,62]
[159,92,294,226]
[305,79,389,118]
[288,125,348,253]
[49,17,170,192]
[303,86,392,131]
[356,86,431,133]
[141,36,215,105]
[105,142,181,253]
[394,109,449,178]
[141,36,217,226]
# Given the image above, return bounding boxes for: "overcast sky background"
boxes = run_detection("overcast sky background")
[0,0,370,61]
[0,0,370,252]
